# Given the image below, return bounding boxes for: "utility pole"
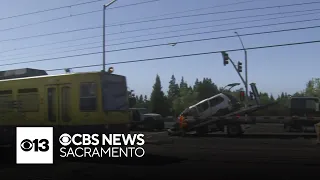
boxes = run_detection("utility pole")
[235,31,248,108]
[102,0,117,72]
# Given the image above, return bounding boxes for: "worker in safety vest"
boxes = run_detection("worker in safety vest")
[179,115,188,130]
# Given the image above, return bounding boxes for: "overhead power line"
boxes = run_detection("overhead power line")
[3,12,320,61]
[104,1,320,27]
[106,12,320,42]
[0,35,102,54]
[0,1,317,43]
[1,24,320,66]
[44,39,320,72]
[0,0,259,32]
[0,0,161,32]
[0,0,103,21]
[129,0,263,20]
[104,9,320,36]
[0,26,100,43]
[105,0,160,10]
[102,17,320,46]
[1,10,319,57]
[3,7,319,55]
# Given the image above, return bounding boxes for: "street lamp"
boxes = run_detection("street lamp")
[102,0,117,72]
[234,31,248,107]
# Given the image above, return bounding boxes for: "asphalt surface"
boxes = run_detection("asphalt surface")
[1,124,320,179]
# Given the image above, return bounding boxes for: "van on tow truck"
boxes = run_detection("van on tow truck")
[167,83,320,137]
[167,83,264,136]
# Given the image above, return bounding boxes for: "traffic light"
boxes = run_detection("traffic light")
[237,61,242,72]
[249,91,254,100]
[239,91,245,101]
[221,51,229,66]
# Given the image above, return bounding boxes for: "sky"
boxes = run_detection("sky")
[0,0,319,98]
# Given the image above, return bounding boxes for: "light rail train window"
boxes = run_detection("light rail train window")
[80,82,97,111]
[102,75,128,111]
[0,90,13,112]
[18,88,38,93]
[17,88,39,112]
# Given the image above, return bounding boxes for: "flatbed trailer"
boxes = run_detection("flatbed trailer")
[169,115,320,137]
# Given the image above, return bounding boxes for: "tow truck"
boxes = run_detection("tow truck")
[168,83,320,137]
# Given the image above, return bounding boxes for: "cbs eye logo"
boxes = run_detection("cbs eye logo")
[20,139,49,152]
[59,133,72,146]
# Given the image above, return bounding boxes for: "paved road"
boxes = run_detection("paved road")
[1,126,319,179]
[164,122,316,133]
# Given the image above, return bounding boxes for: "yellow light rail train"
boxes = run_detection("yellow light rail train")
[0,68,130,144]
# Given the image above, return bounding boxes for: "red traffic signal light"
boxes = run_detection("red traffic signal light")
[239,91,245,101]
[221,51,229,66]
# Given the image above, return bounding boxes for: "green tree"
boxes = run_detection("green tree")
[139,95,143,103]
[193,78,200,90]
[293,91,305,97]
[143,95,151,110]
[150,75,169,116]
[270,94,275,102]
[167,75,180,104]
[180,77,188,89]
[127,89,135,98]
[173,87,198,116]
[127,89,136,108]
[305,78,320,97]
[259,92,270,104]
[194,78,219,101]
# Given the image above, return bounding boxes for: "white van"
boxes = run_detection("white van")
[181,93,241,120]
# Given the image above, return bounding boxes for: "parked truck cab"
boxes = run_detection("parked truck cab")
[289,97,320,117]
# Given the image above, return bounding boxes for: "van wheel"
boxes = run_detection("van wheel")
[227,124,242,137]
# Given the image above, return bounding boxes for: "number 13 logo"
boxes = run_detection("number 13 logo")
[20,139,50,152]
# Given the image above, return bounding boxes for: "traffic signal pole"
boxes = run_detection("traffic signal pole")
[228,57,246,88]
[221,51,248,108]
[235,32,248,108]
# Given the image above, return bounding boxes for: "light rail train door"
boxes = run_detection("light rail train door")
[45,84,72,125]
[46,85,58,124]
